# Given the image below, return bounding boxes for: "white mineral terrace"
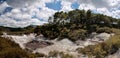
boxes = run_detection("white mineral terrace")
[2,33,35,49]
[2,32,114,57]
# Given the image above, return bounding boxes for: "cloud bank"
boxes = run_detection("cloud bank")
[0,0,120,27]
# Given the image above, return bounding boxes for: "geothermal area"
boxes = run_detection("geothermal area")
[2,32,119,58]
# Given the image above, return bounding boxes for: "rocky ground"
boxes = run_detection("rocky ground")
[2,32,114,58]
[107,48,120,58]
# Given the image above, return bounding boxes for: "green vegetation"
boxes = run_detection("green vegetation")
[32,9,120,58]
[96,27,113,34]
[48,51,74,58]
[34,9,120,41]
[1,9,120,58]
[77,29,120,58]
[0,25,35,35]
[68,29,87,41]
[1,9,120,41]
[0,36,45,58]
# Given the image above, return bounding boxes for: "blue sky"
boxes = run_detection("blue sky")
[46,1,62,11]
[45,1,80,10]
[0,0,5,4]
[0,0,120,27]
[71,2,79,9]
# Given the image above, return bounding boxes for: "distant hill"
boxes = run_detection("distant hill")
[0,25,37,35]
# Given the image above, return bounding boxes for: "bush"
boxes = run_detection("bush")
[59,27,70,39]
[96,27,112,33]
[48,51,74,58]
[87,24,99,33]
[68,29,87,41]
[0,48,29,58]
[78,34,120,58]
[0,37,45,58]
[40,25,60,39]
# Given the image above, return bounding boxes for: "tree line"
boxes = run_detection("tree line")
[35,9,120,41]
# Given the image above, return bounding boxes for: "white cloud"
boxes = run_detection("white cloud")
[79,4,95,10]
[60,1,73,12]
[6,0,39,8]
[0,12,36,27]
[0,0,120,27]
[65,0,120,18]
[0,6,42,27]
[0,2,9,13]
[0,0,57,27]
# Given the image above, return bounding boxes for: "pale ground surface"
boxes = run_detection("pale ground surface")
[2,33,35,49]
[2,32,114,58]
[107,49,120,58]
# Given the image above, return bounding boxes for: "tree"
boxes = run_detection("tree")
[86,10,92,24]
[117,20,120,28]
[48,17,53,24]
[80,10,86,24]
[34,26,41,35]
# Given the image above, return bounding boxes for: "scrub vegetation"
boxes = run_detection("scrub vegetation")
[1,9,120,58]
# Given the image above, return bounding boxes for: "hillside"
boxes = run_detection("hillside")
[1,9,120,58]
[35,9,120,41]
[0,25,35,35]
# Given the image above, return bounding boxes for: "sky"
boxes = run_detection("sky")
[0,0,120,27]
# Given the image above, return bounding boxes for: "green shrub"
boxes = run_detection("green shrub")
[68,29,87,41]
[96,27,112,33]
[0,37,45,58]
[78,33,120,58]
[59,27,70,39]
[48,51,74,58]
